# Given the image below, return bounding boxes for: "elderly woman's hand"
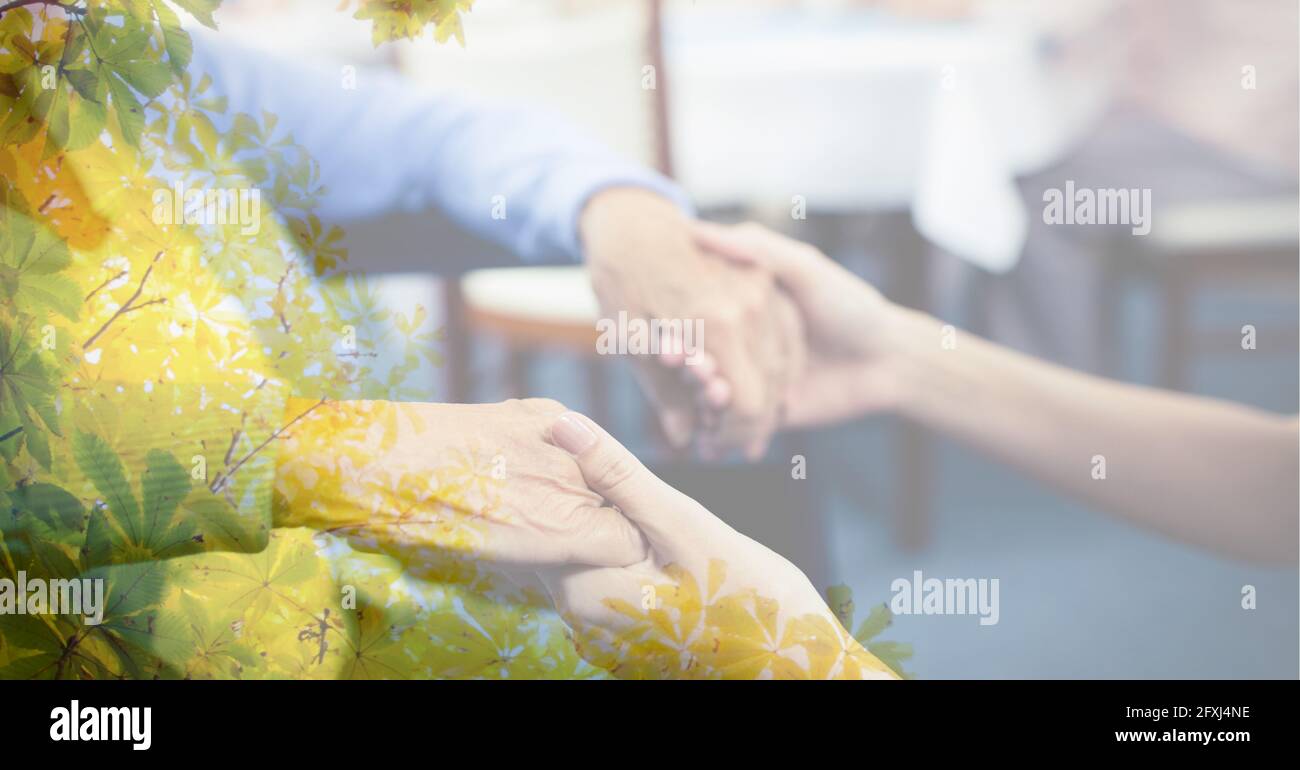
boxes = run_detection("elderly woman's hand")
[272,398,649,576]
[540,411,898,680]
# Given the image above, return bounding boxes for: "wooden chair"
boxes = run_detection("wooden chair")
[1102,197,1299,390]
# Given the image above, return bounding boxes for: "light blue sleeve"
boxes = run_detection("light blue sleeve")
[187,31,692,263]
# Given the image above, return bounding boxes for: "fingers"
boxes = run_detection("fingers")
[691,221,767,266]
[691,221,828,300]
[630,354,696,448]
[704,303,766,419]
[658,330,731,411]
[655,298,785,458]
[691,221,794,272]
[557,504,651,568]
[549,411,708,546]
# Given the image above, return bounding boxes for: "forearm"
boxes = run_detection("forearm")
[191,33,688,263]
[271,398,491,566]
[579,188,701,293]
[884,307,1299,563]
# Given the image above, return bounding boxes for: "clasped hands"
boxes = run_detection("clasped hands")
[272,197,901,678]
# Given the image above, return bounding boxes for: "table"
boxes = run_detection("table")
[662,6,1109,548]
[665,6,1108,272]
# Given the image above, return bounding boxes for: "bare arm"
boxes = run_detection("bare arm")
[691,221,1299,564]
[887,306,1298,564]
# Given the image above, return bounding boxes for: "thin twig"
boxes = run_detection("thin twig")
[0,0,82,17]
[82,251,164,350]
[210,398,327,494]
[84,269,127,303]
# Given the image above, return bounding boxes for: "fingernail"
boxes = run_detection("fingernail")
[548,416,598,457]
[552,412,597,455]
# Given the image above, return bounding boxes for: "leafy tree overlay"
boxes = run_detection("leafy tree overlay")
[0,0,603,679]
[2,1,903,681]
[340,0,476,47]
[825,584,914,678]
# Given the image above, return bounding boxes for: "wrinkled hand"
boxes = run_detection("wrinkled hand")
[688,221,905,429]
[580,189,804,459]
[539,411,897,679]
[272,397,648,572]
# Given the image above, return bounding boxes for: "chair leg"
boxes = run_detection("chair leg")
[1160,270,1191,391]
[890,217,934,551]
[1097,255,1123,379]
[506,347,533,399]
[585,358,611,429]
[442,279,472,404]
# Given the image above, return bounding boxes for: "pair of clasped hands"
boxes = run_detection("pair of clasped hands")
[274,191,901,679]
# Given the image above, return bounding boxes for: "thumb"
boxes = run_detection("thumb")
[691,222,802,278]
[549,412,706,546]
[691,221,829,301]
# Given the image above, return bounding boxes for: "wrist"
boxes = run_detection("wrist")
[850,300,924,416]
[579,187,692,266]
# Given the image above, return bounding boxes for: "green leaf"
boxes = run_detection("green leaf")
[171,0,221,30]
[8,272,81,318]
[854,603,893,644]
[62,68,98,102]
[141,448,190,540]
[0,206,81,319]
[0,611,64,661]
[8,482,84,532]
[825,583,855,629]
[106,72,144,148]
[87,17,175,146]
[81,500,118,569]
[866,640,914,679]
[73,432,143,544]
[86,560,167,619]
[112,60,173,100]
[182,491,264,553]
[0,324,62,471]
[152,0,193,74]
[44,77,106,154]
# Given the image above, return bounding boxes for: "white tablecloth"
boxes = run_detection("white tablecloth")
[666,8,1109,272]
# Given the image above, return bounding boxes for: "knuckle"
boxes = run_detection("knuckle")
[590,451,639,495]
[708,303,743,330]
[796,242,821,261]
[517,397,567,416]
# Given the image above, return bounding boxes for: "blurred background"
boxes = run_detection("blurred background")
[215,0,1297,678]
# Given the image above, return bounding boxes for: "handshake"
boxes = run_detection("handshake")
[270,199,910,679]
[271,188,1299,678]
[581,188,906,456]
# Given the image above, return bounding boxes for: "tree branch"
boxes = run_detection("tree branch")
[210,398,327,494]
[84,269,127,303]
[0,0,83,18]
[82,251,165,350]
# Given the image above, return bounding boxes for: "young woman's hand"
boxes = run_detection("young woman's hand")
[540,411,898,679]
[682,221,908,429]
